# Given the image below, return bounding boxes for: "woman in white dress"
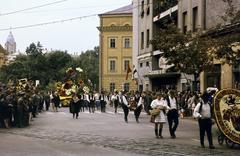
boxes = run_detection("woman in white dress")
[151,92,169,138]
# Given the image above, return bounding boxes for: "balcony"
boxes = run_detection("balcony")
[153,0,178,23]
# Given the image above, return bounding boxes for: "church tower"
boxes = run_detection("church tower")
[5,31,16,54]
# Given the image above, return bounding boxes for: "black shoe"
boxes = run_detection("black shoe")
[209,145,215,149]
[201,144,205,148]
[171,135,176,139]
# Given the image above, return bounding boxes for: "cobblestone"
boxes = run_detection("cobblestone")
[0,127,239,156]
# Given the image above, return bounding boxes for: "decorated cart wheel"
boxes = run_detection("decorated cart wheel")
[225,138,235,148]
[214,89,240,147]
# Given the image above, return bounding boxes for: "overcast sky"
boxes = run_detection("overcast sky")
[0,0,131,54]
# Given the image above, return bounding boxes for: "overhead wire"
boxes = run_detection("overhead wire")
[0,1,152,31]
[0,0,69,16]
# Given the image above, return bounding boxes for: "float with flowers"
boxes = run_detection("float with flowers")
[55,67,93,106]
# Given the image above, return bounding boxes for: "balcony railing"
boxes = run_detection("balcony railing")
[154,0,178,17]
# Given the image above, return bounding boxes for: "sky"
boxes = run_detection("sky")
[0,0,132,54]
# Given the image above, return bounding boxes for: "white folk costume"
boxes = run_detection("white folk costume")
[151,98,168,123]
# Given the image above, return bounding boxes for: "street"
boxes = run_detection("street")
[0,107,239,156]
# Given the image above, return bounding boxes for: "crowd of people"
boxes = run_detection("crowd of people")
[0,82,217,149]
[0,83,61,129]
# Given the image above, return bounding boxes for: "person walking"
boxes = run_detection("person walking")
[52,92,60,112]
[99,91,107,113]
[166,90,179,138]
[119,91,129,123]
[69,94,81,119]
[134,92,145,123]
[89,92,95,113]
[151,92,168,139]
[111,90,119,114]
[193,92,215,149]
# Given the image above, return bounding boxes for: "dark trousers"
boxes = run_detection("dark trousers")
[122,104,129,122]
[167,109,179,137]
[100,100,106,112]
[114,101,118,113]
[134,105,142,122]
[198,118,213,146]
[45,102,50,111]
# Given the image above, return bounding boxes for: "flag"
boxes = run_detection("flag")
[132,65,138,85]
[126,64,132,80]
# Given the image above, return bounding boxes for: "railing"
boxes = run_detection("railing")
[153,0,178,16]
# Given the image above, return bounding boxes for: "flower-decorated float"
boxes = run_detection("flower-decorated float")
[55,67,92,106]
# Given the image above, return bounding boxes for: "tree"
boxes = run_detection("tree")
[151,24,215,91]
[212,0,240,66]
[77,46,99,90]
[26,42,43,56]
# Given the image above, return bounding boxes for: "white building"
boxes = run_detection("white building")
[5,31,18,64]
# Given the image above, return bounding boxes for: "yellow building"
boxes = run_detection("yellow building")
[0,44,6,66]
[98,5,137,92]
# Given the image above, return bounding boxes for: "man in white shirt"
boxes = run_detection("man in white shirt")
[166,90,179,139]
[119,91,129,123]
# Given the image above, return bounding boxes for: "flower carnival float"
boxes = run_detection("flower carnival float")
[55,67,93,106]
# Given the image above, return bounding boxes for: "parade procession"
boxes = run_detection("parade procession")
[0,0,240,156]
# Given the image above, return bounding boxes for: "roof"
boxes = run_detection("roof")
[100,4,132,16]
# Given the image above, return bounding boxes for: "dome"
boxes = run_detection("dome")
[6,31,15,43]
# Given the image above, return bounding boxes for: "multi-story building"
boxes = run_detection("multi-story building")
[98,4,137,92]
[133,0,190,92]
[178,0,240,91]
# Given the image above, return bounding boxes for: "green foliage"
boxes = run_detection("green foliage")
[151,24,214,77]
[0,42,99,90]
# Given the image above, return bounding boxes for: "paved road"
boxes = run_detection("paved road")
[0,107,239,156]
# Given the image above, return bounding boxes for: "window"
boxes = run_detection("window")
[146,61,149,67]
[140,63,143,68]
[124,38,130,48]
[141,32,144,49]
[183,12,188,34]
[146,29,150,48]
[141,0,144,18]
[110,60,116,72]
[141,0,144,10]
[124,60,130,71]
[110,83,115,92]
[146,0,150,15]
[192,7,198,32]
[109,38,116,48]
[124,83,130,92]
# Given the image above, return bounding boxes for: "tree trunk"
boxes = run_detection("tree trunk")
[192,73,199,91]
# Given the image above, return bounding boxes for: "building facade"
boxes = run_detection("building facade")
[133,0,190,92]
[178,0,240,92]
[98,5,137,92]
